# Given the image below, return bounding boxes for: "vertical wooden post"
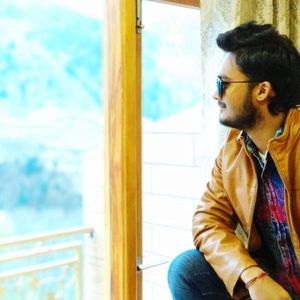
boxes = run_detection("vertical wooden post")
[104,0,142,299]
[136,32,142,300]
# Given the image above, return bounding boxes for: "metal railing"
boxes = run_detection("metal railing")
[0,226,94,300]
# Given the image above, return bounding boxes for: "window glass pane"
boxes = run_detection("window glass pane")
[0,1,104,298]
[142,2,221,299]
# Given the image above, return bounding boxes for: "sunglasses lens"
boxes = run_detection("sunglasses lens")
[217,77,223,97]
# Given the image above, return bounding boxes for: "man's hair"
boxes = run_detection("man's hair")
[216,21,300,114]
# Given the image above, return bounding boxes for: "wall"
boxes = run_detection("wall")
[142,105,225,299]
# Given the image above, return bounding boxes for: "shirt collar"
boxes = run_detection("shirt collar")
[242,121,285,163]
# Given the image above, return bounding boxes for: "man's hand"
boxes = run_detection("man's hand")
[240,266,291,300]
[248,275,291,300]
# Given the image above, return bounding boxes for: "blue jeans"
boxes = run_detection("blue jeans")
[167,249,233,300]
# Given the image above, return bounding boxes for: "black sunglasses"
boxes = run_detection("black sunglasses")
[216,76,257,98]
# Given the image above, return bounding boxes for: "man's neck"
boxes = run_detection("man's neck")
[245,112,286,154]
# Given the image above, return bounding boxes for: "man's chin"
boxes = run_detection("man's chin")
[219,113,230,127]
[219,119,232,128]
[219,116,238,129]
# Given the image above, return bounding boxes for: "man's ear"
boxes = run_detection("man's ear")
[256,81,275,102]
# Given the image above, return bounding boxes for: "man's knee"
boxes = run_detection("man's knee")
[168,249,204,287]
[168,249,231,300]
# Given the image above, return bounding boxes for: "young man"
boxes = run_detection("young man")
[168,22,300,300]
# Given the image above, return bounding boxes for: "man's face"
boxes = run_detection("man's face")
[213,53,261,131]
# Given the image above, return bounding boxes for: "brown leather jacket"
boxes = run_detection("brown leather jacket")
[192,108,300,297]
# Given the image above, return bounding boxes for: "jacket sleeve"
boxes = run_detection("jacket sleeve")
[192,145,258,296]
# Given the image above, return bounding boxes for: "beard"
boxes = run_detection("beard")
[219,93,262,131]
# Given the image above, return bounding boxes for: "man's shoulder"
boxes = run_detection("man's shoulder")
[287,107,300,123]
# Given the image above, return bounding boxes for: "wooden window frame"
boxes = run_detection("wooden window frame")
[147,0,200,9]
[104,0,199,299]
[104,0,141,299]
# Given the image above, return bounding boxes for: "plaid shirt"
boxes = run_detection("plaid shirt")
[244,127,300,299]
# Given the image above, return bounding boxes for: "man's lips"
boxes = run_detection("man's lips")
[218,101,226,109]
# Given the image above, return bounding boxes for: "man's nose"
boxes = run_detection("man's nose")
[212,89,220,100]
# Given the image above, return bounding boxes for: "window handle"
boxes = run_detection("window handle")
[136,255,168,271]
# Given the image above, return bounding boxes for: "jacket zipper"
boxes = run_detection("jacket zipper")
[239,136,258,248]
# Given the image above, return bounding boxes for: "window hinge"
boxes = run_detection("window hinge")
[136,0,144,33]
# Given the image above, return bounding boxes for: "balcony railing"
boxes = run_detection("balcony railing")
[0,226,94,300]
